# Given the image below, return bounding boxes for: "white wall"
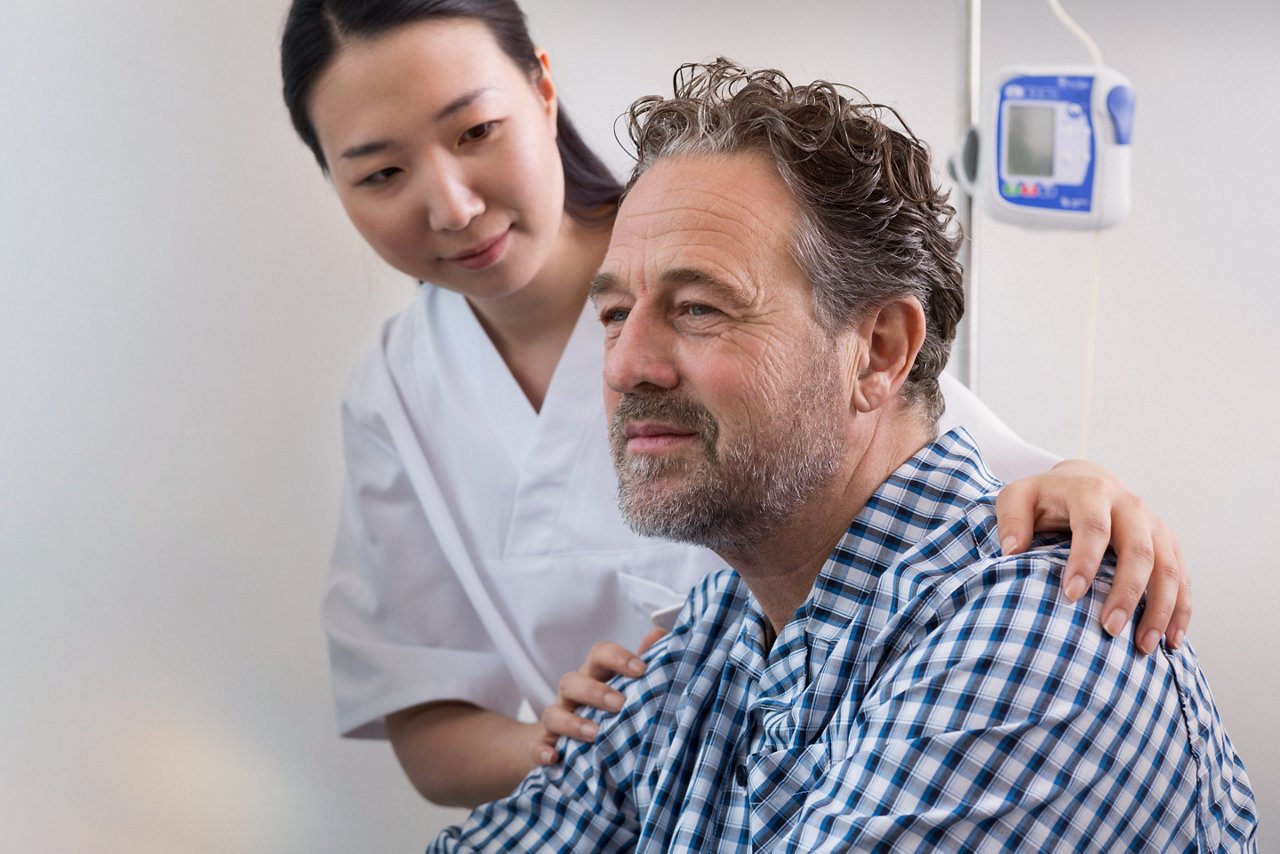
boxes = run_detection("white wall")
[1,0,1273,850]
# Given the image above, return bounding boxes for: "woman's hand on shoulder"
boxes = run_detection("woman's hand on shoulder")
[995,458,1191,656]
[530,631,664,766]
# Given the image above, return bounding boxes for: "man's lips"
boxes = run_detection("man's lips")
[623,421,699,452]
[446,228,510,269]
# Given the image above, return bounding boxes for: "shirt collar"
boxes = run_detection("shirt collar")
[802,427,1002,644]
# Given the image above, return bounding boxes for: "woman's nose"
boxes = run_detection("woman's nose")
[423,166,484,232]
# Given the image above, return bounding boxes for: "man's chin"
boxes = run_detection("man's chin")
[617,476,681,511]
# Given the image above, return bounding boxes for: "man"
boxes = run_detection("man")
[430,60,1256,851]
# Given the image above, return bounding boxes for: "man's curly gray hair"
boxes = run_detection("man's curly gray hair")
[622,59,965,427]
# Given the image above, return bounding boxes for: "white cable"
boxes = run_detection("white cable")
[1046,0,1105,67]
[1046,0,1106,456]
[1077,229,1104,457]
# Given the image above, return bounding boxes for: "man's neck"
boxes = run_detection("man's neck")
[722,406,933,643]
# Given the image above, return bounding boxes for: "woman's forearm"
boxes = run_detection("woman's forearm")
[386,701,540,808]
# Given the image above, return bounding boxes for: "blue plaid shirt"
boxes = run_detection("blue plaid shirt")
[430,429,1256,852]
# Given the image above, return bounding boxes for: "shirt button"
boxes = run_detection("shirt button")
[735,764,748,786]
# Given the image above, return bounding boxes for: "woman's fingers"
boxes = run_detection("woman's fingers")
[1129,513,1191,651]
[993,476,1042,557]
[992,459,1194,656]
[536,637,654,763]
[529,734,558,766]
[1165,536,1193,649]
[581,641,646,683]
[557,670,626,714]
[541,701,600,743]
[1059,498,1115,605]
[636,627,667,655]
[538,670,627,756]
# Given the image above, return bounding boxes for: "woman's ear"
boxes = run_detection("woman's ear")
[852,297,926,413]
[533,49,559,135]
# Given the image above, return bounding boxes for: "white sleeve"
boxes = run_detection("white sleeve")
[937,373,1060,482]
[322,389,523,740]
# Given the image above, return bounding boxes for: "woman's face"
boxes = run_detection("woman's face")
[308,18,566,300]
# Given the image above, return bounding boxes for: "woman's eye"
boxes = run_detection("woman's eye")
[358,167,400,187]
[460,121,497,144]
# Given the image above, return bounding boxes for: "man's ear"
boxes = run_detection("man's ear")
[852,297,926,413]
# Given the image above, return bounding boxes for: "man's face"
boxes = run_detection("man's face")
[591,152,852,553]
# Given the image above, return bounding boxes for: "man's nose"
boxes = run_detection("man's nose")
[423,164,484,232]
[604,310,680,394]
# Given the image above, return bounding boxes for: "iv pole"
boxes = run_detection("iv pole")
[954,0,981,392]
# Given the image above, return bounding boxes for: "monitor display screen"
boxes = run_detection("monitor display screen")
[1007,105,1056,177]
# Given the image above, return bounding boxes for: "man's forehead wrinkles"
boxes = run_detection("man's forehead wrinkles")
[623,211,775,269]
[628,184,783,239]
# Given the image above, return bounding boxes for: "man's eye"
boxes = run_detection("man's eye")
[600,307,629,325]
[460,121,497,144]
[358,167,400,187]
[683,303,718,318]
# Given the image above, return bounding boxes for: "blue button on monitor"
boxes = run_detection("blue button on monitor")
[1107,84,1136,145]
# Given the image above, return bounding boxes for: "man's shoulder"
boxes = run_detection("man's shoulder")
[824,429,1111,658]
[915,495,1079,579]
[878,494,1104,644]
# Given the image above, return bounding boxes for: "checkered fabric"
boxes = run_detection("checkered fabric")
[429,429,1256,852]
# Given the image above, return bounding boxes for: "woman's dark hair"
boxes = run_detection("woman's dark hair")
[281,0,622,223]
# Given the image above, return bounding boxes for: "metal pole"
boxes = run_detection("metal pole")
[955,0,981,391]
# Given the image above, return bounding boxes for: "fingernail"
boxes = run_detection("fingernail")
[1103,609,1128,637]
[1140,629,1161,654]
[1064,575,1088,602]
[579,721,598,739]
[627,658,646,676]
[1001,535,1018,555]
[605,691,625,711]
[1169,629,1185,650]
[538,748,555,764]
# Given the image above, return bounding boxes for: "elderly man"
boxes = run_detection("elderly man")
[430,60,1256,851]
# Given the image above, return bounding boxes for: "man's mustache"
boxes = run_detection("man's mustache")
[610,392,720,452]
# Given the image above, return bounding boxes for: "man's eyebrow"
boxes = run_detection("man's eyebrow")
[340,88,492,160]
[589,267,748,305]
[588,272,621,304]
[659,267,749,305]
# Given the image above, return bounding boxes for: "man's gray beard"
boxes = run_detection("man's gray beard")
[610,355,845,556]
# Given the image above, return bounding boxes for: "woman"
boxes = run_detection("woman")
[280,0,1190,808]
